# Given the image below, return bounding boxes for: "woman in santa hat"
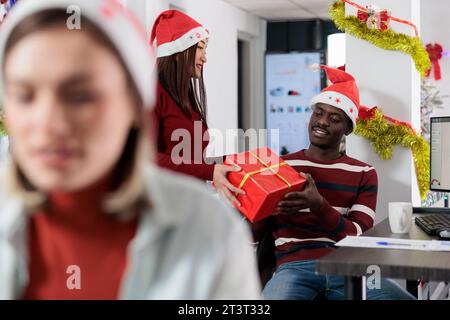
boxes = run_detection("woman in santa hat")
[150,10,245,206]
[0,0,260,299]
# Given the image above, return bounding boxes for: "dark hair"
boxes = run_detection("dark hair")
[157,43,207,124]
[5,10,113,67]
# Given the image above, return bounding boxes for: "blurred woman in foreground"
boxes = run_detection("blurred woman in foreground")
[0,0,259,300]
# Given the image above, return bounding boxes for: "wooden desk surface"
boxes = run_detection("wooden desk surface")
[316,218,450,281]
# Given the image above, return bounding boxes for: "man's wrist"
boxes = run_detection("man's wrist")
[311,196,324,212]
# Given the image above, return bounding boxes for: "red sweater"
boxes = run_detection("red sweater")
[23,177,137,300]
[268,150,378,267]
[153,82,215,181]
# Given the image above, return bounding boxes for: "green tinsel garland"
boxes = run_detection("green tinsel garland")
[0,114,6,136]
[330,1,431,77]
[355,109,430,199]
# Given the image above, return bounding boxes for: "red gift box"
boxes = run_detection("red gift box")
[224,147,306,223]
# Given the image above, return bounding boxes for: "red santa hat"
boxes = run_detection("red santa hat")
[0,0,156,109]
[150,10,209,58]
[311,65,360,131]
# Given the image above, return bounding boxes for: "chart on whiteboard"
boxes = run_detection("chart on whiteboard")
[265,52,323,155]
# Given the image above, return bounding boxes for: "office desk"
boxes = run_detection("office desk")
[315,218,450,299]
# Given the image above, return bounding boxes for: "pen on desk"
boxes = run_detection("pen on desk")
[376,241,427,247]
[376,241,412,247]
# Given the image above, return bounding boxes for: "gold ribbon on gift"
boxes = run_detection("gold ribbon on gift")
[235,151,292,195]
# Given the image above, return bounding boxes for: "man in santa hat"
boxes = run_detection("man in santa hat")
[257,66,415,300]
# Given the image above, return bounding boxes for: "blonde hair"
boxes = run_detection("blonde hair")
[3,9,153,217]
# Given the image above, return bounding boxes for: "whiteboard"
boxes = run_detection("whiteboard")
[265,52,323,155]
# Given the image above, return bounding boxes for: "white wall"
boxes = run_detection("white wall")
[124,0,267,156]
[421,0,450,117]
[346,0,421,224]
[0,136,8,167]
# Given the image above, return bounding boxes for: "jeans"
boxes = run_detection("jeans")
[262,260,416,300]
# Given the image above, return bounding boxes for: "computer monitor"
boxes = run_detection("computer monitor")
[430,117,450,192]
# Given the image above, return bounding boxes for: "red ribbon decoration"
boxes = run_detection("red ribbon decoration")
[357,8,390,31]
[342,0,419,37]
[358,105,416,134]
[378,10,390,31]
[426,43,443,80]
[357,10,368,23]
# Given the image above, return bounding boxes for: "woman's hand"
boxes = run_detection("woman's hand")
[213,164,246,206]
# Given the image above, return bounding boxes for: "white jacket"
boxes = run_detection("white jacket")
[0,165,261,299]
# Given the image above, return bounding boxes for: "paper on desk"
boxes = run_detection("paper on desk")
[429,240,450,251]
[336,236,450,252]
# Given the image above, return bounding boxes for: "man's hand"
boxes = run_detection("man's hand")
[276,173,324,215]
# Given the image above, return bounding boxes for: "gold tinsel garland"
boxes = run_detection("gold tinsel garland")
[355,109,430,199]
[0,113,6,136]
[330,1,431,77]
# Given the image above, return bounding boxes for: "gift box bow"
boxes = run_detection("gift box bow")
[426,43,443,80]
[357,5,390,31]
[341,0,419,37]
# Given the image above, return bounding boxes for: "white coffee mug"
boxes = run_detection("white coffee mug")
[388,202,413,234]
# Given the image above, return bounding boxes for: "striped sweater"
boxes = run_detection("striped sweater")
[273,150,378,267]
